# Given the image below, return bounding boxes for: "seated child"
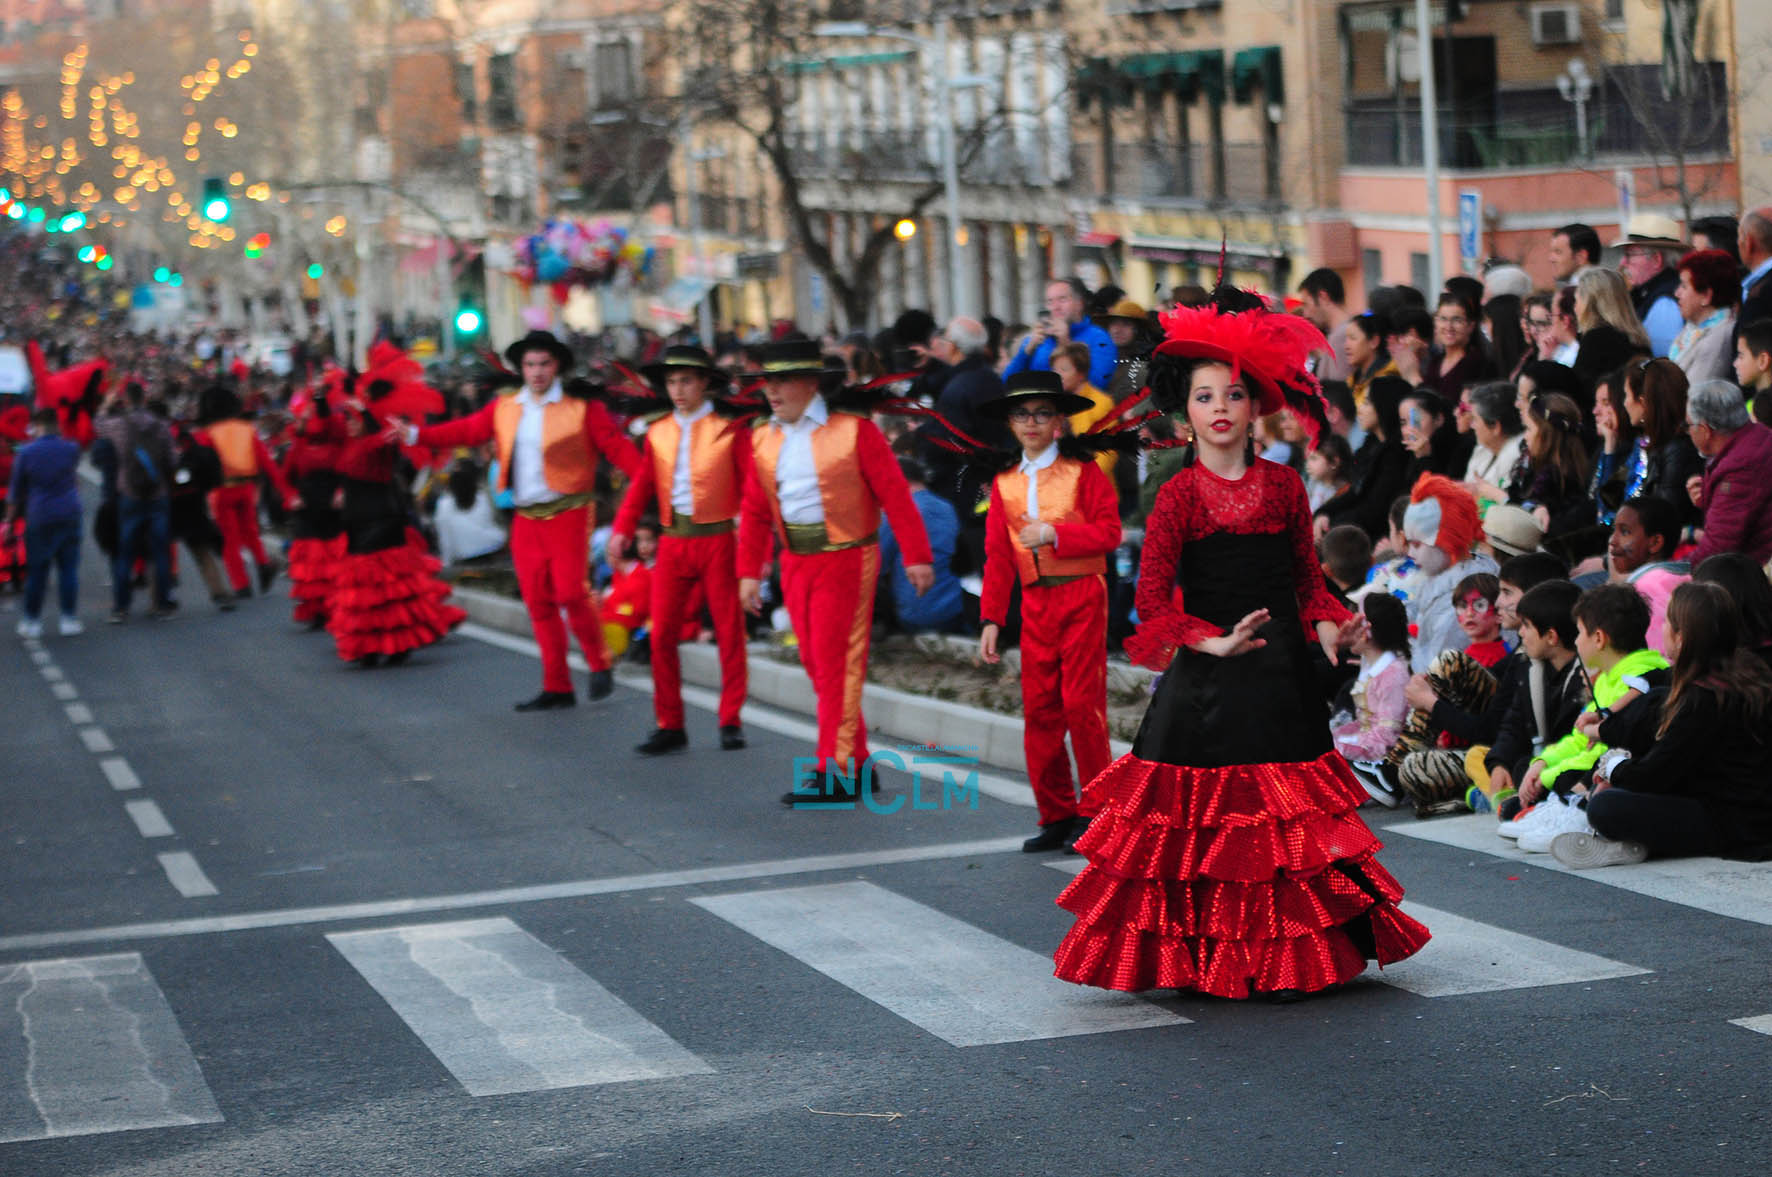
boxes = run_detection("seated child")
[1486,580,1588,818]
[1349,495,1419,605]
[1333,593,1414,788]
[1319,524,1373,607]
[1503,583,1671,852]
[599,519,658,655]
[1557,581,1772,866]
[1305,434,1355,514]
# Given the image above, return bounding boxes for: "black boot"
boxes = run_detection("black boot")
[719,725,746,750]
[587,669,614,701]
[1022,817,1078,853]
[636,728,688,756]
[515,690,576,712]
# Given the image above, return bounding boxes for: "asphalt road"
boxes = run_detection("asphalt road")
[2,517,1769,1176]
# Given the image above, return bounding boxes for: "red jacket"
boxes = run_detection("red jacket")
[1693,421,1772,566]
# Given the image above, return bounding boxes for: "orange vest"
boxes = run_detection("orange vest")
[997,459,1107,585]
[647,412,742,525]
[491,395,596,496]
[751,412,876,544]
[208,419,259,480]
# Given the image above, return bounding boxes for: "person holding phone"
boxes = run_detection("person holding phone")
[1004,278,1117,390]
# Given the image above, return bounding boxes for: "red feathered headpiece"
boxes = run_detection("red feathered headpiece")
[1149,284,1330,441]
[356,342,443,422]
[0,404,30,443]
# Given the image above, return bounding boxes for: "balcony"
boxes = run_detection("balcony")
[784,127,1069,188]
[1070,138,1276,206]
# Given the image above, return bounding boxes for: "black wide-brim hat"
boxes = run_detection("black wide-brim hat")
[641,344,728,388]
[503,330,574,371]
[979,369,1095,419]
[751,338,826,378]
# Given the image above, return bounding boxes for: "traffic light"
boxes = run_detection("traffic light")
[244,231,271,259]
[306,262,324,279]
[453,302,483,337]
[58,211,85,232]
[202,177,231,222]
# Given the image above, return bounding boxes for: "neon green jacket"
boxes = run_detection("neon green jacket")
[1539,648,1670,786]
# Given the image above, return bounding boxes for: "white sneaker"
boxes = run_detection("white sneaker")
[15,616,42,639]
[1518,797,1595,853]
[58,614,83,636]
[1497,797,1557,840]
[1551,830,1649,869]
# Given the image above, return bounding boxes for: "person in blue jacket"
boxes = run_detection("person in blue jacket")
[1003,278,1117,391]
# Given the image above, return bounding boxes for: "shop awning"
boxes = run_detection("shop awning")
[1077,231,1121,247]
[782,50,915,75]
[1231,46,1283,106]
[1083,51,1225,106]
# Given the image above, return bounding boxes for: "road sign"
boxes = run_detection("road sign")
[1457,190,1482,273]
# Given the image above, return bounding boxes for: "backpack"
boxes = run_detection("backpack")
[120,414,167,498]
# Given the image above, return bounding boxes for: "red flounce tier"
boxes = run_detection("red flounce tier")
[288,534,344,624]
[1054,751,1431,999]
[325,534,466,662]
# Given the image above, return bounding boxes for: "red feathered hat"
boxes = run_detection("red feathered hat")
[1149,284,1330,440]
[356,342,443,422]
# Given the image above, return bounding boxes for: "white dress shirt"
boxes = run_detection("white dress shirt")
[772,394,828,524]
[1017,442,1059,519]
[670,400,714,516]
[511,381,564,507]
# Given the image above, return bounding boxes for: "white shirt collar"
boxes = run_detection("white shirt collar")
[1018,442,1059,474]
[1358,650,1399,681]
[776,393,828,430]
[674,400,714,426]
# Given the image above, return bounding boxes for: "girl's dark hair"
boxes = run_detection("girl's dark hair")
[1146,353,1220,417]
[1525,391,1590,484]
[1693,552,1772,649]
[1498,551,1568,593]
[1347,311,1392,347]
[1484,294,1527,376]
[1624,358,1690,447]
[1594,366,1641,449]
[446,461,481,511]
[1311,432,1354,479]
[1362,591,1411,660]
[1366,376,1409,447]
[1516,580,1582,649]
[1319,378,1355,423]
[1659,581,1772,738]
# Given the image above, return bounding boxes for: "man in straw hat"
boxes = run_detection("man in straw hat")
[1610,213,1687,358]
[400,330,642,711]
[735,339,934,803]
[610,345,750,755]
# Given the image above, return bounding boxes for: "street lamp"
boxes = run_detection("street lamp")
[813,17,991,320]
[1556,59,1595,160]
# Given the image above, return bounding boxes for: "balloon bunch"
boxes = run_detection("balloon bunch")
[510,218,653,288]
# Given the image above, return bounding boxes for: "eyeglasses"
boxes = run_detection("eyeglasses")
[1007,407,1059,423]
[1522,316,1552,329]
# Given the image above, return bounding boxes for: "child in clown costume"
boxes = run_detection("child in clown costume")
[1053,284,1430,1001]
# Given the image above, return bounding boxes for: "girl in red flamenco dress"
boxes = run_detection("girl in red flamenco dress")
[1053,285,1431,1000]
[283,375,349,628]
[324,363,466,667]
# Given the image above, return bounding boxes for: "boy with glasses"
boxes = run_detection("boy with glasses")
[977,371,1122,852]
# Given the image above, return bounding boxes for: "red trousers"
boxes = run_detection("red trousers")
[510,506,608,692]
[781,543,879,775]
[1019,574,1111,824]
[210,483,269,592]
[652,530,748,730]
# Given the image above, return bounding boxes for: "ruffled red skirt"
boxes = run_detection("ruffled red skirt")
[325,531,467,661]
[1054,751,1431,999]
[288,534,345,624]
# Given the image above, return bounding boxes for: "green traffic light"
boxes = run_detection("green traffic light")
[204,197,230,221]
[96,256,113,271]
[154,266,171,282]
[58,212,85,232]
[26,207,44,223]
[306,263,324,279]
[168,274,183,287]
[454,308,483,334]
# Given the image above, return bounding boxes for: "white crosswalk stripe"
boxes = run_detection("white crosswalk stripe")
[1729,1015,1772,1037]
[327,917,713,1096]
[0,953,222,1143]
[692,880,1188,1046]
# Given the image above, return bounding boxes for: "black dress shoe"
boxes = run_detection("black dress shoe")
[384,650,410,667]
[1062,817,1092,855]
[258,561,279,593]
[636,728,688,756]
[719,725,746,750]
[515,690,577,712]
[587,669,614,701]
[1022,817,1078,853]
[781,771,840,807]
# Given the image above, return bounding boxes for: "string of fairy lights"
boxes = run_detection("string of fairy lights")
[0,26,350,274]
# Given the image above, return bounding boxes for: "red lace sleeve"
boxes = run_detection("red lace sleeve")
[1124,472,1223,670]
[1285,467,1351,630]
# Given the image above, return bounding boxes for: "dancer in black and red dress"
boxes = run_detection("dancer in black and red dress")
[284,377,347,628]
[324,352,465,667]
[1054,285,1430,1000]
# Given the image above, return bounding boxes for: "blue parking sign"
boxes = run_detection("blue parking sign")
[1458,190,1482,269]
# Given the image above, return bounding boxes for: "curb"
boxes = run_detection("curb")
[450,585,1132,772]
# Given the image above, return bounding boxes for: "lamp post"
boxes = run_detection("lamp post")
[683,131,725,349]
[1415,0,1444,299]
[813,16,990,320]
[1556,59,1594,160]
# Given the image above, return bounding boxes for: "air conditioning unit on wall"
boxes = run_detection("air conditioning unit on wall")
[1530,4,1583,47]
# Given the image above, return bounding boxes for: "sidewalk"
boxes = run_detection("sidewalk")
[450,585,1133,773]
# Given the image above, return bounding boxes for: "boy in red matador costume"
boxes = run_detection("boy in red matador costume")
[610,345,752,755]
[194,384,293,598]
[735,339,935,803]
[398,331,642,710]
[976,370,1123,854]
[1052,284,1431,1001]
